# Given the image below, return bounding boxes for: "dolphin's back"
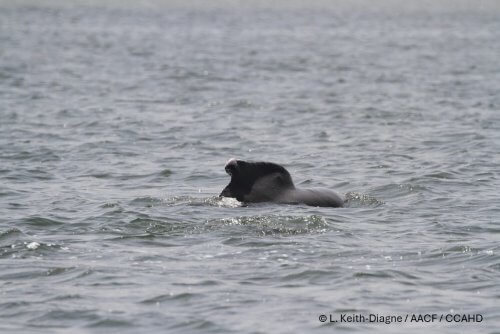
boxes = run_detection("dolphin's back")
[280,188,344,207]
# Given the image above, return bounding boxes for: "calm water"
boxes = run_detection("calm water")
[1,1,500,333]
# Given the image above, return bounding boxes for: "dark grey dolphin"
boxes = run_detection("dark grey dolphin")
[219,159,343,207]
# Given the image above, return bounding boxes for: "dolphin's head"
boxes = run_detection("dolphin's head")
[219,159,294,203]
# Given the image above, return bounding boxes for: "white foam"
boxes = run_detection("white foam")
[218,197,241,208]
[26,242,40,250]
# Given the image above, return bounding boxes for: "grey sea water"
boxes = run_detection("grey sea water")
[1,1,500,333]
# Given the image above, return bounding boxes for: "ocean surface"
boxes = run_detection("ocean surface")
[1,1,499,333]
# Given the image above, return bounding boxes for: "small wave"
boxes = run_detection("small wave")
[281,269,338,282]
[122,217,174,229]
[421,245,500,268]
[100,202,121,209]
[44,294,83,302]
[83,170,170,181]
[56,268,95,283]
[423,171,458,179]
[130,195,230,207]
[201,196,241,208]
[161,195,192,205]
[159,169,173,177]
[22,216,64,227]
[30,309,100,324]
[172,280,220,287]
[368,183,427,201]
[205,214,330,236]
[1,240,68,259]
[1,150,60,162]
[0,228,24,241]
[129,196,165,207]
[344,192,384,207]
[154,196,241,208]
[103,217,191,241]
[141,292,200,304]
[229,99,256,109]
[44,267,75,277]
[353,270,402,279]
[0,265,77,280]
[86,318,134,328]
[4,168,54,181]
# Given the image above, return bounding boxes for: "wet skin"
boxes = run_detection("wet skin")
[220,159,344,208]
